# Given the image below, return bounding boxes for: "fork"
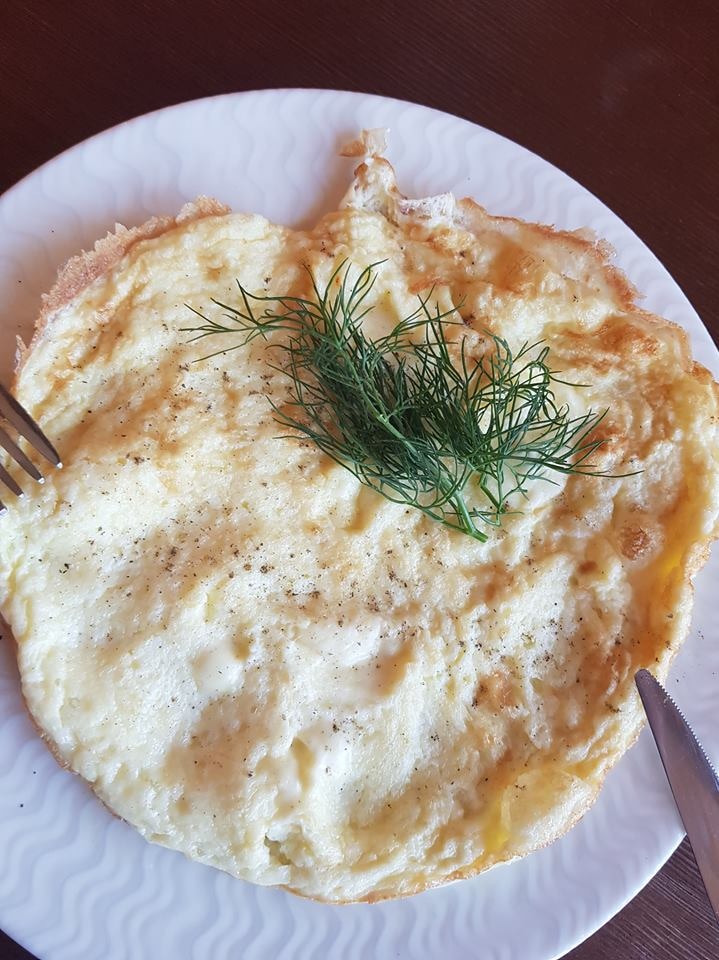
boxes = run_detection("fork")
[0,382,62,513]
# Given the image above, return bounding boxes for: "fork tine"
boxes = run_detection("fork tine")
[0,427,44,483]
[0,383,62,467]
[0,463,24,497]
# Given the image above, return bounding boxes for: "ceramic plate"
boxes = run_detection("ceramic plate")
[1,89,717,960]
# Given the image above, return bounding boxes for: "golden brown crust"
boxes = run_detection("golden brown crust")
[13,196,230,386]
[457,196,641,310]
[339,128,388,158]
[343,155,641,310]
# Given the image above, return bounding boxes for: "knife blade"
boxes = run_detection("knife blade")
[635,668,719,922]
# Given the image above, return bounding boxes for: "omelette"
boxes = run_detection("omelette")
[1,132,718,903]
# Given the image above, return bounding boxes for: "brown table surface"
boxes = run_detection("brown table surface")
[1,0,718,957]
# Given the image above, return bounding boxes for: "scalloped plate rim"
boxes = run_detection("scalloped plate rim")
[0,88,716,960]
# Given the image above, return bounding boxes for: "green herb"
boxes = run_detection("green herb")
[184,262,613,542]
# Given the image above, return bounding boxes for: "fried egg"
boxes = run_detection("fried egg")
[1,135,717,902]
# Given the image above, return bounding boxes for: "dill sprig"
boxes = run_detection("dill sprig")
[184,262,612,542]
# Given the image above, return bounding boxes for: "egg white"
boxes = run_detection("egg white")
[1,152,717,902]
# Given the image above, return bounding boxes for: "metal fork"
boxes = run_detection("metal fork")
[0,382,62,513]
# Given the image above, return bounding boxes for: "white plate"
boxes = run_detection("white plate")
[0,89,717,960]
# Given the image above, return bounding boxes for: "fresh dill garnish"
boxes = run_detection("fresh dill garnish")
[184,262,613,542]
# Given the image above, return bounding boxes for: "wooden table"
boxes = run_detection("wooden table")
[1,1,717,957]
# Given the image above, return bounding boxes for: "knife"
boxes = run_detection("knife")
[635,668,719,922]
